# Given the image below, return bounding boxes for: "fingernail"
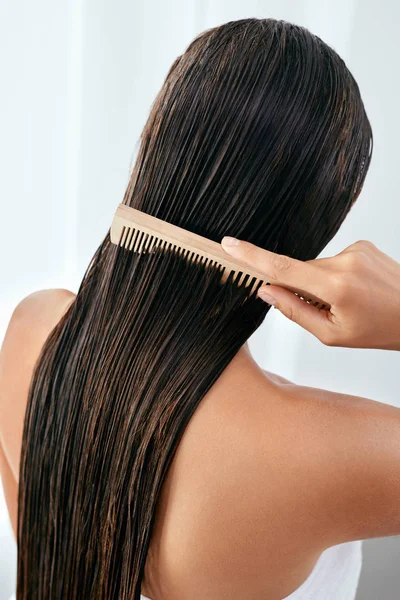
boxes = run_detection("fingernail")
[257,288,277,306]
[222,236,240,247]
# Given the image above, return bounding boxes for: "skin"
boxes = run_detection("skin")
[1,250,400,598]
[221,237,400,350]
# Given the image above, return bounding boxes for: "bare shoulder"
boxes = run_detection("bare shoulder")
[223,375,400,578]
[156,358,400,598]
[10,287,76,327]
[278,381,400,543]
[0,288,76,481]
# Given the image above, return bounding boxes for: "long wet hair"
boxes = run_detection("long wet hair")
[17,17,372,599]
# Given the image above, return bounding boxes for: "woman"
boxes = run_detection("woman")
[1,16,398,600]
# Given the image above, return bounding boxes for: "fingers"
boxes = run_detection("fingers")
[257,284,335,345]
[221,237,327,302]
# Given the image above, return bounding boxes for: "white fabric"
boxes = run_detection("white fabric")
[282,540,362,599]
[140,540,362,600]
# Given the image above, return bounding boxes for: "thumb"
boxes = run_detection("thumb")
[257,285,333,342]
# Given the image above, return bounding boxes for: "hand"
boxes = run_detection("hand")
[221,237,400,350]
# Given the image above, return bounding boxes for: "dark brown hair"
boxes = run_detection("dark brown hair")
[17,17,372,599]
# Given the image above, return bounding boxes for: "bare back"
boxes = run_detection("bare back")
[2,289,400,599]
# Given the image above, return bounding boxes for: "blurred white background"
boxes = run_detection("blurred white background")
[1,1,399,599]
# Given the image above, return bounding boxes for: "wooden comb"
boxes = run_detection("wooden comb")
[110,203,330,310]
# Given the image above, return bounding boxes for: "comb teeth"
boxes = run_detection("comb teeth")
[110,204,331,307]
[116,223,264,296]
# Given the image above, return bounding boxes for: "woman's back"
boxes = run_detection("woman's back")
[4,287,398,599]
[137,340,359,599]
[4,17,382,599]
